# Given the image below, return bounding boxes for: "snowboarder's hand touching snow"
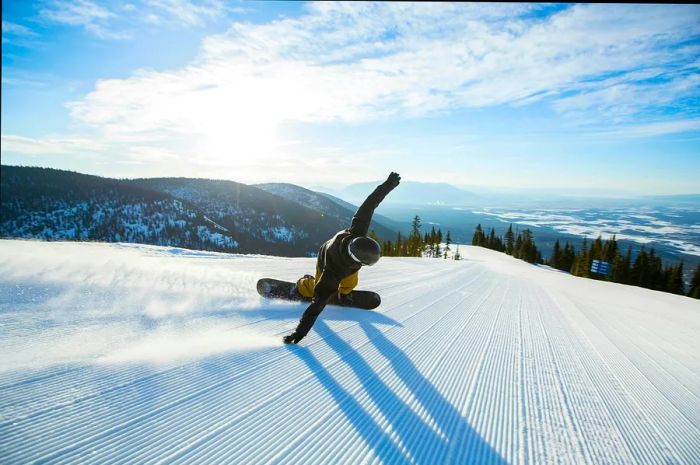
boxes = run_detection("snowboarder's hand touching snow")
[283,332,302,344]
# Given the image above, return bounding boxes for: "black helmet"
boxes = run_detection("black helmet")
[348,236,381,266]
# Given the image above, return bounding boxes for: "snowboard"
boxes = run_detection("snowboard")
[256,278,381,310]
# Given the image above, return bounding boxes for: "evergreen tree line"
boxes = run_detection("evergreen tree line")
[376,218,700,299]
[472,224,543,264]
[378,215,458,259]
[471,224,700,299]
[555,235,693,296]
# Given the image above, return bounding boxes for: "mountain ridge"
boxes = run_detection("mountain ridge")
[0,166,398,256]
[329,180,482,206]
[255,182,399,239]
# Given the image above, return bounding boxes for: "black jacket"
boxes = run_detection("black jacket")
[293,180,396,338]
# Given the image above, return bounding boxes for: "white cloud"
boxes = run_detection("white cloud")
[74,4,700,121]
[36,0,226,38]
[595,118,700,138]
[18,3,700,177]
[554,65,700,123]
[1,75,48,87]
[39,0,131,39]
[40,0,113,24]
[2,20,41,46]
[146,0,226,27]
[0,134,106,155]
[2,20,38,36]
[144,13,162,24]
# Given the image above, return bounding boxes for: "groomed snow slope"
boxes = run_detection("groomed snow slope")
[1,239,699,465]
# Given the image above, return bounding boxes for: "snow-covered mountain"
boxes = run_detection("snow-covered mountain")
[126,176,348,255]
[1,239,698,465]
[1,166,397,256]
[255,182,399,238]
[1,166,239,251]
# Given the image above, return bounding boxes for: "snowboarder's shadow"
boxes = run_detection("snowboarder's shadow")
[291,319,508,465]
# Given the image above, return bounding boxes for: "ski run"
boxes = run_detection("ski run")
[1,239,699,465]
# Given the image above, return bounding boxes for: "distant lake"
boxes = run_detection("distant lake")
[377,204,700,266]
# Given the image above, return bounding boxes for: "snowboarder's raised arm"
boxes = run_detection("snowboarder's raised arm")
[349,172,401,236]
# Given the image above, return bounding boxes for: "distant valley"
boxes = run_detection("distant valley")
[373,204,700,268]
[313,180,700,266]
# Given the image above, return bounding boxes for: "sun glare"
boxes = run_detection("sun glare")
[185,81,285,166]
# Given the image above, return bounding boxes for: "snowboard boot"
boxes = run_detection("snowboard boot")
[293,275,315,301]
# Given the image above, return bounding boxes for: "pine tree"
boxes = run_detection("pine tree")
[616,246,632,284]
[427,226,437,257]
[604,234,619,263]
[648,248,664,290]
[488,228,496,249]
[688,264,700,299]
[591,235,604,261]
[621,246,632,284]
[587,235,605,280]
[667,262,684,295]
[444,230,452,259]
[572,239,589,277]
[383,240,393,257]
[550,239,561,269]
[513,233,523,260]
[472,224,484,247]
[511,229,537,263]
[562,242,576,272]
[504,224,515,255]
[522,229,538,263]
[454,245,461,260]
[408,215,423,257]
[631,246,649,287]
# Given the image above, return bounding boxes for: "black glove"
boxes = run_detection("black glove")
[283,332,303,344]
[383,172,401,189]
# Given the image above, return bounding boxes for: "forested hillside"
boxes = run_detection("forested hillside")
[0,166,396,256]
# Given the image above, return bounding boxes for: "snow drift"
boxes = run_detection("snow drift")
[0,239,698,464]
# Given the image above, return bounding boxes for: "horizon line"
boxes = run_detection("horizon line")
[3,163,699,198]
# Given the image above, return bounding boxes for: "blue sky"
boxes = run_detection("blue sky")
[2,1,700,194]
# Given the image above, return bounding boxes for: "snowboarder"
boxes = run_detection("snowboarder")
[283,172,401,344]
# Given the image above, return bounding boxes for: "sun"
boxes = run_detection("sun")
[184,82,286,166]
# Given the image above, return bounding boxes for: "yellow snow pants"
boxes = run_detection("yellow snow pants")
[296,267,358,299]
